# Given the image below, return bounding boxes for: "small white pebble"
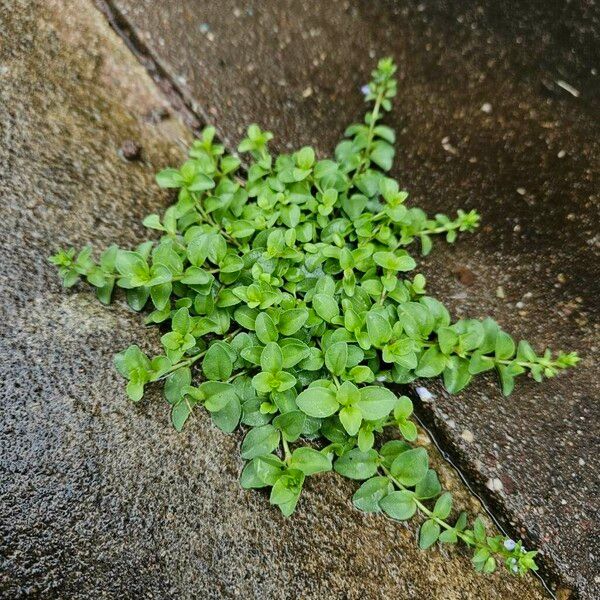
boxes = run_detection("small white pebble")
[496,286,505,299]
[517,187,526,195]
[302,86,313,98]
[461,429,474,443]
[486,477,504,492]
[579,458,585,466]
[415,386,434,402]
[556,79,580,98]
[417,432,431,446]
[557,150,566,158]
[441,137,458,155]
[480,102,492,114]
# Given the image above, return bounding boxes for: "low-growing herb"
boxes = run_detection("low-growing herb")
[50,58,578,576]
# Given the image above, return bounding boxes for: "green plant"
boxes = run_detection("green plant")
[50,58,578,576]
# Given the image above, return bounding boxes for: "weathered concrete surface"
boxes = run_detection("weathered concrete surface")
[0,1,550,599]
[106,0,600,597]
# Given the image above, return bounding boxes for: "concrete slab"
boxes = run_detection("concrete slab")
[106,0,600,597]
[0,1,550,598]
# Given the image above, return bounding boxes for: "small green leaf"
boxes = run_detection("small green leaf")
[181,266,211,285]
[290,447,332,475]
[414,469,442,499]
[370,140,394,171]
[273,411,305,442]
[373,251,415,272]
[366,311,392,346]
[339,405,363,436]
[394,395,413,420]
[202,343,233,381]
[443,356,472,393]
[356,386,397,420]
[278,308,309,336]
[437,327,458,355]
[415,346,446,378]
[495,330,516,360]
[156,168,183,188]
[379,440,411,469]
[419,519,441,549]
[352,476,392,512]
[379,490,417,520]
[240,425,281,460]
[334,449,379,480]
[312,293,339,322]
[296,386,339,418]
[439,529,458,544]
[171,400,193,431]
[399,420,418,441]
[390,447,429,487]
[269,470,304,517]
[255,312,278,344]
[260,342,283,373]
[433,492,453,519]
[211,395,241,433]
[325,342,348,376]
[240,455,284,489]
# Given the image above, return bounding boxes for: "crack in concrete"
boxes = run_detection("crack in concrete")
[94,0,204,135]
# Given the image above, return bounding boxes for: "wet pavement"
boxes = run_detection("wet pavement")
[104,0,599,597]
[0,1,553,599]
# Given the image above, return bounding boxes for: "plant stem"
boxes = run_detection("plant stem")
[196,203,242,248]
[227,370,247,383]
[381,466,474,546]
[156,329,241,381]
[282,437,292,464]
[157,350,207,380]
[354,89,384,179]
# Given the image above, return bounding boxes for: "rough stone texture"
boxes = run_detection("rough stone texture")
[0,1,550,599]
[107,0,599,597]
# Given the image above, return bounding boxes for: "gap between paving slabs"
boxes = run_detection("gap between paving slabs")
[90,1,575,596]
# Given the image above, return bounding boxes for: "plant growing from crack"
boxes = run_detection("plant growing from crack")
[50,58,578,576]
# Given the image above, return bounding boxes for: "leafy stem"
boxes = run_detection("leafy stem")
[358,89,383,176]
[382,465,471,544]
[157,351,206,380]
[282,437,292,464]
